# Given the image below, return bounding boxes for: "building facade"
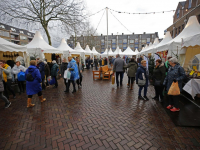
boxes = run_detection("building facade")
[0,22,34,45]
[67,32,159,53]
[166,0,200,38]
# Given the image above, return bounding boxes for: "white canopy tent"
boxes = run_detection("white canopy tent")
[182,32,200,48]
[140,38,160,55]
[108,48,114,56]
[84,45,92,55]
[91,47,100,55]
[101,49,108,57]
[57,38,75,59]
[123,46,137,56]
[113,46,123,55]
[157,16,200,56]
[26,31,62,60]
[71,42,86,65]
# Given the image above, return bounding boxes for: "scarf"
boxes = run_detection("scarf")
[3,64,9,82]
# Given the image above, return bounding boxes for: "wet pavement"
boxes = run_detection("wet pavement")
[0,69,200,150]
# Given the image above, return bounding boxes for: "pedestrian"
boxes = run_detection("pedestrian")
[44,61,50,87]
[25,60,46,108]
[76,57,83,88]
[165,57,172,75]
[99,58,102,67]
[94,57,98,70]
[104,57,107,65]
[0,60,16,99]
[152,59,166,102]
[51,60,59,88]
[163,57,185,112]
[66,56,79,93]
[90,58,93,68]
[113,54,126,87]
[0,66,11,108]
[136,60,149,100]
[124,58,138,90]
[37,59,46,90]
[138,55,143,65]
[12,61,26,94]
[85,57,91,69]
[60,58,68,92]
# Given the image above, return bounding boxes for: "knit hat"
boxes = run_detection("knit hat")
[52,60,56,64]
[169,57,178,64]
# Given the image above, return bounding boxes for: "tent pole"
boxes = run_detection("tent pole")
[106,7,109,66]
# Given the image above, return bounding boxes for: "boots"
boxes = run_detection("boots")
[130,84,133,90]
[27,98,35,108]
[39,95,46,102]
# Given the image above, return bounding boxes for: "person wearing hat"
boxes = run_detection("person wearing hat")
[163,57,185,112]
[51,60,59,88]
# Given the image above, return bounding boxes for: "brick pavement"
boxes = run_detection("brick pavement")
[0,69,200,150]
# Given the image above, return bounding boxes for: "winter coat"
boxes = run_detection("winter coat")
[25,65,42,95]
[12,65,27,79]
[0,69,4,92]
[44,64,50,77]
[124,62,138,77]
[51,63,59,77]
[60,62,68,77]
[163,64,185,92]
[113,57,126,72]
[152,63,166,85]
[2,65,12,80]
[94,59,98,66]
[136,65,149,86]
[37,62,45,79]
[67,59,79,80]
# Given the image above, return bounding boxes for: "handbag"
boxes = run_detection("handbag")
[112,75,115,84]
[138,73,146,86]
[168,81,180,95]
[17,71,26,81]
[154,79,161,86]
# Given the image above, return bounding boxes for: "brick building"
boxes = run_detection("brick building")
[67,32,159,53]
[166,0,200,38]
[0,22,34,45]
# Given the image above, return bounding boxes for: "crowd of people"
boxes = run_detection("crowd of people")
[0,54,185,112]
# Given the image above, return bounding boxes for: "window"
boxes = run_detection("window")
[139,35,142,39]
[130,40,134,43]
[152,35,154,38]
[123,39,127,44]
[20,35,27,40]
[130,44,134,48]
[147,38,150,43]
[188,0,192,9]
[177,9,180,18]
[0,30,9,37]
[135,38,138,44]
[182,24,185,31]
[141,40,146,44]
[119,40,122,44]
[112,39,116,43]
[178,26,181,34]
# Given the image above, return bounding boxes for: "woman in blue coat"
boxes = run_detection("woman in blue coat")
[163,57,185,112]
[25,60,46,108]
[136,60,149,101]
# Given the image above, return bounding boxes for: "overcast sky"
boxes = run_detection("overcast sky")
[84,0,181,38]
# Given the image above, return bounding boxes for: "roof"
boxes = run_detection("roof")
[0,22,34,37]
[179,1,186,7]
[57,38,74,52]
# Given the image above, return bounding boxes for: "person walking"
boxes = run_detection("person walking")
[51,60,59,88]
[99,58,102,67]
[124,58,138,90]
[60,58,68,92]
[12,61,26,94]
[44,61,50,87]
[0,67,11,108]
[76,57,83,88]
[113,54,126,87]
[0,60,16,99]
[136,60,149,100]
[152,59,166,102]
[37,59,46,90]
[85,57,91,69]
[25,60,46,108]
[163,57,185,112]
[94,57,98,70]
[66,56,79,93]
[90,58,94,68]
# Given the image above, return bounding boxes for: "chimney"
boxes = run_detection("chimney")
[143,32,146,34]
[101,34,103,36]
[132,33,134,35]
[112,33,113,36]
[122,33,124,35]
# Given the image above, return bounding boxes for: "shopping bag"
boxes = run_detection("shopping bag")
[168,82,180,95]
[47,76,52,82]
[64,69,68,79]
[49,77,56,85]
[17,71,26,81]
[112,75,115,84]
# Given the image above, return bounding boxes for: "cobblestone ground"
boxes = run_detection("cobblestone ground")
[0,69,200,150]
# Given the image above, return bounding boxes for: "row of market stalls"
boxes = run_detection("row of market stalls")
[137,15,200,72]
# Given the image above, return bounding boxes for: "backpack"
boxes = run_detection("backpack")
[26,71,34,81]
[17,71,26,81]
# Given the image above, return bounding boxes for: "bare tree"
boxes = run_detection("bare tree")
[0,0,86,45]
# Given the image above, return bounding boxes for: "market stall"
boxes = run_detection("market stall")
[71,42,86,65]
[122,46,137,56]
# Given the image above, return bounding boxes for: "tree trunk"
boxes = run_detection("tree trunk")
[43,25,52,45]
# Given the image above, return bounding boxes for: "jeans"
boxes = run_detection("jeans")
[77,75,82,86]
[168,95,180,108]
[154,85,164,100]
[42,79,46,89]
[128,77,135,84]
[67,80,76,91]
[0,92,10,104]
[52,76,58,87]
[116,72,123,86]
[64,79,68,90]
[17,80,25,92]
[28,91,42,98]
[3,79,15,99]
[138,84,148,97]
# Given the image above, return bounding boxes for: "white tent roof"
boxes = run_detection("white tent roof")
[141,38,159,55]
[123,46,137,55]
[108,48,114,56]
[135,48,139,55]
[57,38,74,52]
[182,33,200,47]
[26,31,61,54]
[71,42,85,54]
[84,45,92,54]
[0,37,26,52]
[101,49,108,57]
[113,46,123,55]
[158,16,200,55]
[91,47,99,55]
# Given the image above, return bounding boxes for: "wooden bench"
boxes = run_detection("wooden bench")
[101,65,113,80]
[92,67,101,80]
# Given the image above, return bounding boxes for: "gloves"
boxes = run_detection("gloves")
[173,79,177,83]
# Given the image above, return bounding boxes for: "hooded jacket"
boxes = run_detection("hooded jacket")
[136,64,149,86]
[51,63,59,77]
[152,63,166,85]
[25,65,42,95]
[67,59,79,80]
[124,62,138,77]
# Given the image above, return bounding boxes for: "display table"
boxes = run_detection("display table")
[183,79,200,99]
